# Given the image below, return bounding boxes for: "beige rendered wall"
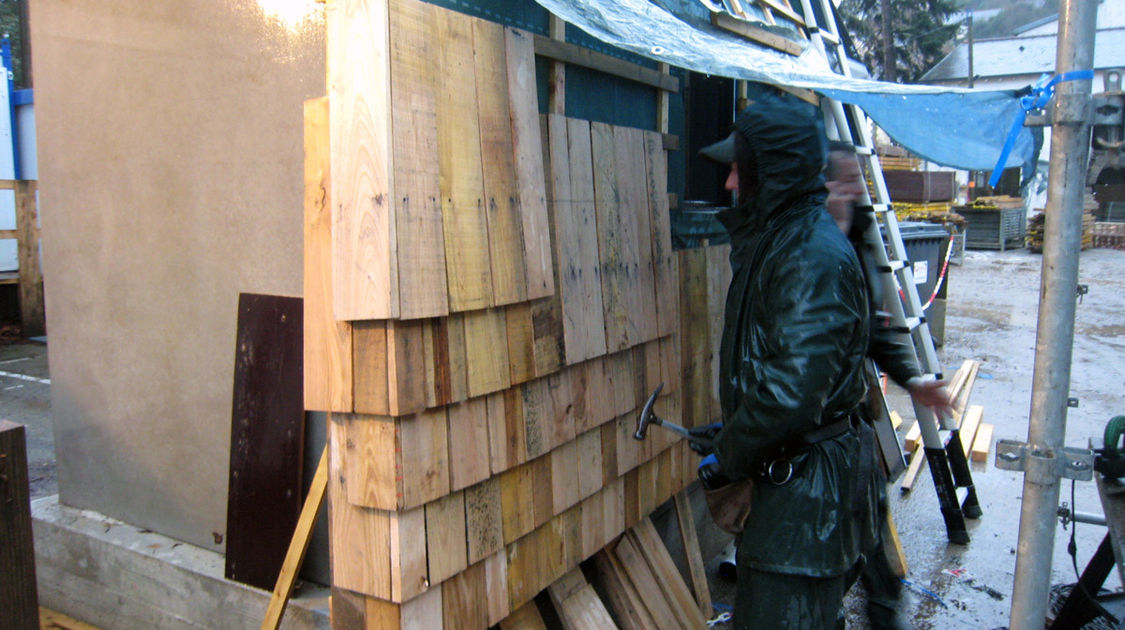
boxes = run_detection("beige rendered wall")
[31,2,325,549]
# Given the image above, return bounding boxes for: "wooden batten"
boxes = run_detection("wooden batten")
[303,97,354,413]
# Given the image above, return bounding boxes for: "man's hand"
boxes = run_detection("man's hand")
[687,422,722,456]
[697,454,731,490]
[906,377,953,417]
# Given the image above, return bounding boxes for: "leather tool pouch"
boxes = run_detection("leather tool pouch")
[703,477,754,535]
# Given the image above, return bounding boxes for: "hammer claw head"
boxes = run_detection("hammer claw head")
[633,383,665,441]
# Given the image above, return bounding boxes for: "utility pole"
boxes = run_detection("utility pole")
[880,0,895,82]
[1007,0,1098,628]
[966,12,974,89]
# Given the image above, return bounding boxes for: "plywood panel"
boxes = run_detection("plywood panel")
[473,17,527,306]
[435,7,493,311]
[329,0,397,321]
[303,97,354,413]
[506,27,553,300]
[390,0,449,319]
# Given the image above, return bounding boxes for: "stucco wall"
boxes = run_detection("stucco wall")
[31,1,325,549]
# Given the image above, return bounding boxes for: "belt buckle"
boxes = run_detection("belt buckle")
[765,458,794,485]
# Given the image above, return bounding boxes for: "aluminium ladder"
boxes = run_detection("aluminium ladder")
[797,0,982,543]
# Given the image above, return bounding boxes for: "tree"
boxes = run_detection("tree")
[838,0,963,83]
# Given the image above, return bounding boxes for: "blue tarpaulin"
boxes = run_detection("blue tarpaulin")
[532,0,1043,176]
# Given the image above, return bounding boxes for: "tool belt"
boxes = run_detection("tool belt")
[756,415,856,485]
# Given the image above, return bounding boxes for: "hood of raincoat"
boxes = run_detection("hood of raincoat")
[717,87,828,239]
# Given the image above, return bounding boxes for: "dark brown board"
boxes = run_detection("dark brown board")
[0,420,39,630]
[225,293,305,590]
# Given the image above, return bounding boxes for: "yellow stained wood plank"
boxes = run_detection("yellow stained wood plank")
[506,527,543,612]
[971,423,994,463]
[327,424,392,599]
[904,421,921,451]
[465,476,504,564]
[435,7,493,310]
[390,0,449,318]
[448,397,491,491]
[611,534,681,626]
[642,130,677,338]
[900,444,926,492]
[389,505,429,603]
[442,561,489,629]
[426,490,468,584]
[505,303,536,386]
[531,453,555,529]
[884,509,908,578]
[673,490,712,618]
[464,307,512,398]
[500,462,536,544]
[890,409,904,429]
[548,115,608,364]
[39,608,101,630]
[328,0,398,320]
[958,405,985,458]
[485,549,511,626]
[548,569,621,630]
[303,97,354,413]
[614,125,658,344]
[473,17,528,306]
[591,121,631,351]
[506,27,554,300]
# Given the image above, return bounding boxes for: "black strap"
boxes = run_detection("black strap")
[799,417,853,445]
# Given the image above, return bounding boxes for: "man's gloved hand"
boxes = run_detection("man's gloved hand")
[688,421,721,456]
[697,453,731,490]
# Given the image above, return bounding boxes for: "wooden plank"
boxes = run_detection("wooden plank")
[352,321,390,416]
[464,307,512,398]
[602,477,626,545]
[890,409,904,429]
[390,0,449,318]
[531,35,680,93]
[614,125,658,344]
[225,294,304,591]
[473,17,528,306]
[531,295,565,378]
[531,453,555,529]
[576,427,604,501]
[564,117,609,361]
[506,27,554,300]
[499,600,549,630]
[630,519,707,629]
[426,490,468,584]
[0,421,38,627]
[547,114,605,365]
[485,549,511,626]
[678,248,711,429]
[390,506,429,603]
[547,370,577,449]
[38,609,98,630]
[303,97,354,413]
[612,534,681,626]
[485,391,511,475]
[958,405,985,458]
[551,438,581,515]
[397,409,451,508]
[328,426,392,599]
[446,312,470,402]
[505,303,537,385]
[591,551,656,630]
[506,527,543,611]
[424,317,453,407]
[343,584,444,630]
[600,421,619,487]
[580,492,606,560]
[706,245,730,416]
[673,490,711,618]
[904,421,921,451]
[548,569,621,630]
[328,0,397,320]
[642,131,676,338]
[465,476,504,564]
[522,378,550,458]
[710,11,805,56]
[442,560,489,630]
[448,397,492,491]
[435,6,493,311]
[388,319,428,415]
[591,121,631,352]
[261,447,328,630]
[608,350,637,418]
[339,413,397,509]
[500,462,536,544]
[900,444,926,492]
[883,509,909,578]
[972,423,994,463]
[547,16,566,114]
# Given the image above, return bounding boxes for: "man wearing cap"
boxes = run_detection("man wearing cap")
[695,85,876,629]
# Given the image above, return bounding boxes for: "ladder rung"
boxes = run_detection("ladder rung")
[854,145,874,156]
[877,260,908,272]
[891,317,924,333]
[871,203,892,213]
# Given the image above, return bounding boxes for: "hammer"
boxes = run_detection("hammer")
[634,383,698,442]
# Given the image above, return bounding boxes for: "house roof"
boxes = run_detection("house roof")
[920,27,1125,82]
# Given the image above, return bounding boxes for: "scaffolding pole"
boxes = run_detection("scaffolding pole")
[1008,0,1098,628]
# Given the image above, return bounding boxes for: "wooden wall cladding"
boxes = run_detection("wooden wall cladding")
[311,0,733,625]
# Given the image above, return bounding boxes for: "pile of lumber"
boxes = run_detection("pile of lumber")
[1093,221,1125,251]
[900,360,995,492]
[892,202,965,229]
[1026,198,1098,252]
[964,195,1024,210]
[308,1,729,627]
[877,145,922,171]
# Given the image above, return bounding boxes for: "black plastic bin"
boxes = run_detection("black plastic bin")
[897,221,952,346]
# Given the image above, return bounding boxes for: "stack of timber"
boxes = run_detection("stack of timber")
[876,145,922,171]
[1093,221,1125,251]
[1026,196,1097,252]
[308,1,729,626]
[899,359,995,490]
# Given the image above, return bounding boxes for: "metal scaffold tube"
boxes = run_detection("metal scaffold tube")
[1008,0,1098,628]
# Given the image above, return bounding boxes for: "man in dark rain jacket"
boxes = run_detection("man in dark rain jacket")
[696,86,877,629]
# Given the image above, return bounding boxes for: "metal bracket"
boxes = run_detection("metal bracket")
[995,439,1095,483]
[1025,94,1125,129]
